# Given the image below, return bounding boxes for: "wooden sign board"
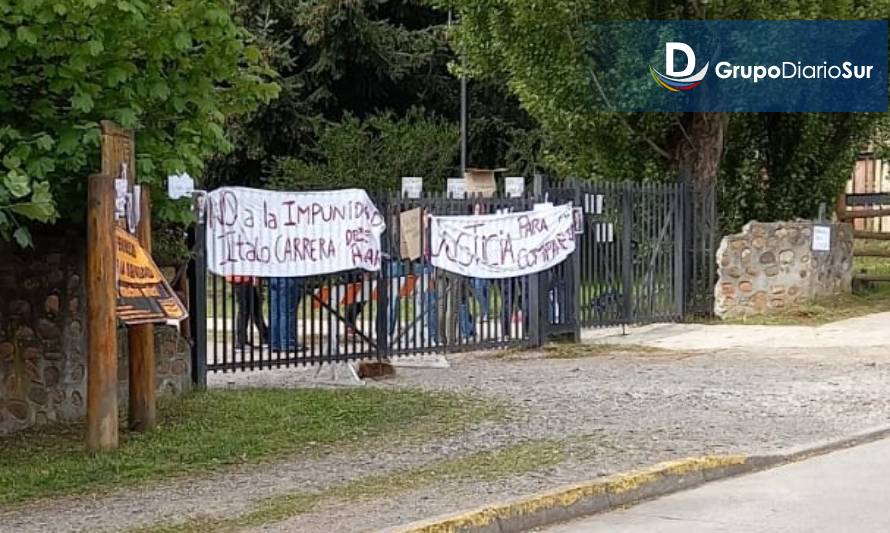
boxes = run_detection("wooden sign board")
[116,227,188,325]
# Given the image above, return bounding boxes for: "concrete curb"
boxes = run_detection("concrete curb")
[386,426,890,533]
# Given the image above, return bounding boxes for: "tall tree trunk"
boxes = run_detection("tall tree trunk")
[676,112,729,186]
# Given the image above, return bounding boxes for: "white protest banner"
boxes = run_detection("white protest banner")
[205,187,385,277]
[429,204,576,279]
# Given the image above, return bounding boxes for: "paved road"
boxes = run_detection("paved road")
[545,437,890,532]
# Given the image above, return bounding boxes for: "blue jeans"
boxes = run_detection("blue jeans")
[472,278,490,318]
[269,277,303,350]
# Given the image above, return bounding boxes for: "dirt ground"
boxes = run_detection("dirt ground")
[3,315,890,532]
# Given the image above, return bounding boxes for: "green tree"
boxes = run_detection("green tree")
[0,0,278,245]
[269,109,459,191]
[437,1,890,226]
[213,0,544,189]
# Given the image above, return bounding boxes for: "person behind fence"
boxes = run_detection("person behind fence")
[471,203,491,321]
[228,276,268,350]
[269,277,304,352]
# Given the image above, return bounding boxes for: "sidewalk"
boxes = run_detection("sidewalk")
[582,312,890,351]
[545,436,890,532]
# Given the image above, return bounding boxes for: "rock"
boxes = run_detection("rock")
[0,342,13,361]
[44,366,60,387]
[15,326,35,341]
[9,300,30,316]
[68,297,80,314]
[45,294,60,315]
[779,250,795,264]
[171,359,187,376]
[759,252,776,264]
[6,400,30,421]
[36,318,61,340]
[28,386,49,406]
[739,281,754,293]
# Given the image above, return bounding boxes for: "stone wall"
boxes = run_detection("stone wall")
[715,221,853,318]
[0,229,191,435]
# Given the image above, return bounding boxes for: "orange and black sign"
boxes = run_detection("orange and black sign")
[116,227,188,325]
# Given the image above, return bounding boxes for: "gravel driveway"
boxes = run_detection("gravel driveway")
[3,334,890,532]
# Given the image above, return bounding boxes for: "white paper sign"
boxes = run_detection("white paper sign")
[583,193,604,214]
[505,177,525,198]
[447,178,467,199]
[205,187,386,277]
[168,173,195,200]
[812,225,831,252]
[429,204,576,279]
[114,178,128,220]
[401,177,423,199]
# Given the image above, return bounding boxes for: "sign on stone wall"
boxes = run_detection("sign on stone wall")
[116,227,188,325]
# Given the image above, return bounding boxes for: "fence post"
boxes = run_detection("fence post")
[621,184,634,325]
[128,186,156,431]
[86,173,119,451]
[189,201,208,389]
[674,182,687,319]
[527,175,544,346]
[376,194,390,360]
[570,180,582,342]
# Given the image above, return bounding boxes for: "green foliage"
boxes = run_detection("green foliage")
[0,0,278,244]
[212,0,543,190]
[438,0,890,225]
[269,109,459,191]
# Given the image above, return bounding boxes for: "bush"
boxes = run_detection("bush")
[269,109,459,192]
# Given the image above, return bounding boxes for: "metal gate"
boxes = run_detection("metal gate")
[187,181,716,382]
[557,180,715,329]
[189,193,541,379]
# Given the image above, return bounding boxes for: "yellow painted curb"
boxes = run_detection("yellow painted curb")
[392,455,747,533]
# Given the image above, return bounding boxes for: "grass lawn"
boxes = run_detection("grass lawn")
[139,439,564,533]
[0,388,498,507]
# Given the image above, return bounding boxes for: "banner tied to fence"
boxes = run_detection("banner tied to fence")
[429,204,576,279]
[205,187,386,277]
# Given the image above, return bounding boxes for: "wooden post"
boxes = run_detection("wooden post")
[836,191,847,222]
[87,173,119,451]
[128,186,155,431]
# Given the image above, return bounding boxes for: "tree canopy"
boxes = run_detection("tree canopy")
[0,0,278,245]
[438,0,890,228]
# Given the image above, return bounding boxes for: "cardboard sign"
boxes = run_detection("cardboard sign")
[116,227,188,325]
[447,178,467,199]
[505,177,525,198]
[401,177,423,199]
[465,168,500,198]
[812,224,832,252]
[399,208,423,261]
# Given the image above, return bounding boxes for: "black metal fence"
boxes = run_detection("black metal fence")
[189,181,716,379]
